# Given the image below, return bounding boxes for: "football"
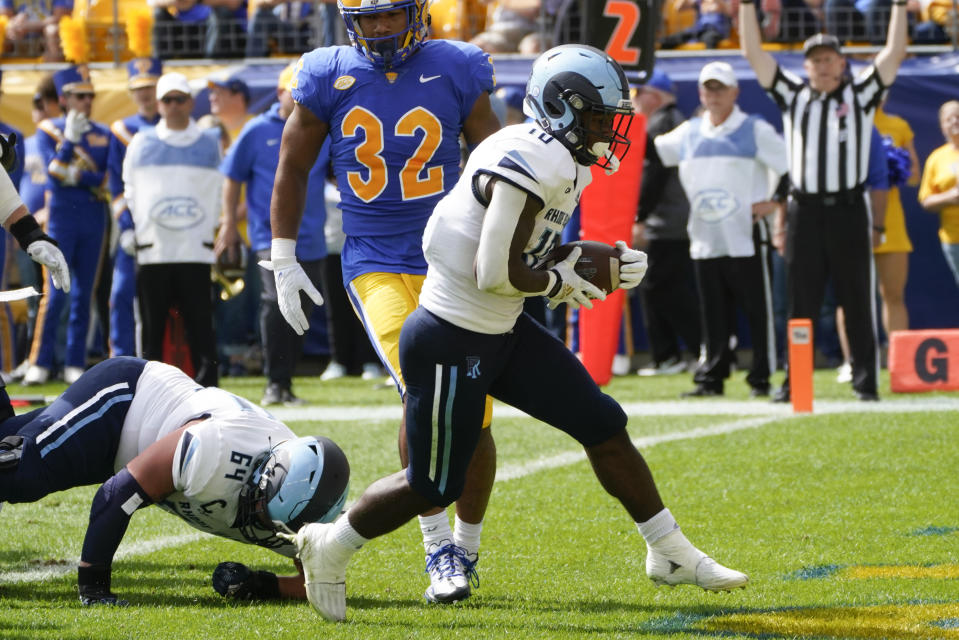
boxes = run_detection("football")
[538,240,622,295]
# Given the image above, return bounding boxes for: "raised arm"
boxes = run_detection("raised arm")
[873,2,909,87]
[739,0,777,88]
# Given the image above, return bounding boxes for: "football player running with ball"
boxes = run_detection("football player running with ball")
[267,0,501,604]
[280,45,749,623]
[0,357,349,606]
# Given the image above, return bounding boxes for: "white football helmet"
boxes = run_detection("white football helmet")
[523,44,634,170]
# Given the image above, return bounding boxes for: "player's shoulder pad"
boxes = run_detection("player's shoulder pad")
[172,419,215,490]
[420,39,495,89]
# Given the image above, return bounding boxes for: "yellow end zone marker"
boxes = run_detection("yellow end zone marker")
[841,564,959,580]
[701,603,959,639]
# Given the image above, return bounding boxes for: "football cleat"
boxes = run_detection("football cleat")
[645,531,748,592]
[424,542,478,604]
[280,523,349,621]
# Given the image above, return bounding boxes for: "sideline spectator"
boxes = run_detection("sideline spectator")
[660,0,733,49]
[217,64,328,406]
[633,70,702,377]
[246,0,320,56]
[12,75,59,376]
[123,72,222,387]
[206,0,247,57]
[317,182,382,382]
[107,57,162,358]
[0,0,70,60]
[26,65,111,386]
[654,61,787,397]
[824,0,891,42]
[151,0,211,59]
[739,0,910,402]
[918,100,959,289]
[206,68,256,377]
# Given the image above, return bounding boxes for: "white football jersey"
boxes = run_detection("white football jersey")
[116,361,298,556]
[420,124,592,334]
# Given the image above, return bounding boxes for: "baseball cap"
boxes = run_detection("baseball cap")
[643,69,675,95]
[156,72,193,100]
[277,63,296,91]
[803,33,841,57]
[699,61,738,87]
[208,70,251,103]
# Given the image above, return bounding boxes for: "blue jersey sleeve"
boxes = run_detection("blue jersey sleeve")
[219,119,256,182]
[291,48,339,123]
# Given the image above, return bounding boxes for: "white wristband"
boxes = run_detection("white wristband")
[271,237,297,260]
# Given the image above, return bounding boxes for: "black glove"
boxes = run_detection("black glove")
[0,132,17,173]
[77,564,129,606]
[212,562,281,600]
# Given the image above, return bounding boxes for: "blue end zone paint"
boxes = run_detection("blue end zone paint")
[932,618,959,629]
[909,525,959,536]
[785,564,842,580]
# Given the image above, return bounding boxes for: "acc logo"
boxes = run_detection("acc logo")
[692,188,739,223]
[149,197,205,230]
[334,75,356,90]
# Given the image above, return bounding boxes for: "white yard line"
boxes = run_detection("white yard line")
[497,415,780,481]
[1,533,205,585]
[268,396,959,422]
[5,395,957,585]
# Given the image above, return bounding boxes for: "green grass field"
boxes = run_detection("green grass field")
[2,370,958,640]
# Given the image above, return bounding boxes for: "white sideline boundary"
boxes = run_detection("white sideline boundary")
[4,396,956,585]
[267,395,959,423]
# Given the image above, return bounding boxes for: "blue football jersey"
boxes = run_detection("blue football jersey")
[292,39,495,278]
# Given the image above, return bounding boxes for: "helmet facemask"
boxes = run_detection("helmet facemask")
[236,451,288,547]
[524,45,635,173]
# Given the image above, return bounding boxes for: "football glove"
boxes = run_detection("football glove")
[63,110,91,144]
[0,132,18,173]
[615,240,648,290]
[118,229,137,256]
[212,562,281,600]
[27,238,71,293]
[259,239,323,336]
[546,246,605,310]
[8,216,71,293]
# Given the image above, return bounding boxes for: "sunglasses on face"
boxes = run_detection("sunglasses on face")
[161,95,190,105]
[72,93,95,101]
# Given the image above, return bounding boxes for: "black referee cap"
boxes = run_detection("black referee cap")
[803,33,841,57]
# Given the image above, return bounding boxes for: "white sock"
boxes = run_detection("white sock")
[419,511,453,552]
[453,515,482,559]
[332,513,368,553]
[636,508,681,545]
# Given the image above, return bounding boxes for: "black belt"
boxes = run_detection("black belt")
[791,186,864,207]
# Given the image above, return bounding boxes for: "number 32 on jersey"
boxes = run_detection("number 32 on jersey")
[342,105,444,203]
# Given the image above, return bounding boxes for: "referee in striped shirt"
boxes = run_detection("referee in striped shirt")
[740,1,909,402]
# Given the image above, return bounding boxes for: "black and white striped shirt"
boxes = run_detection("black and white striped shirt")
[766,65,886,195]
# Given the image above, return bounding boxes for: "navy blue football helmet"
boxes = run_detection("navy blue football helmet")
[338,0,430,69]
